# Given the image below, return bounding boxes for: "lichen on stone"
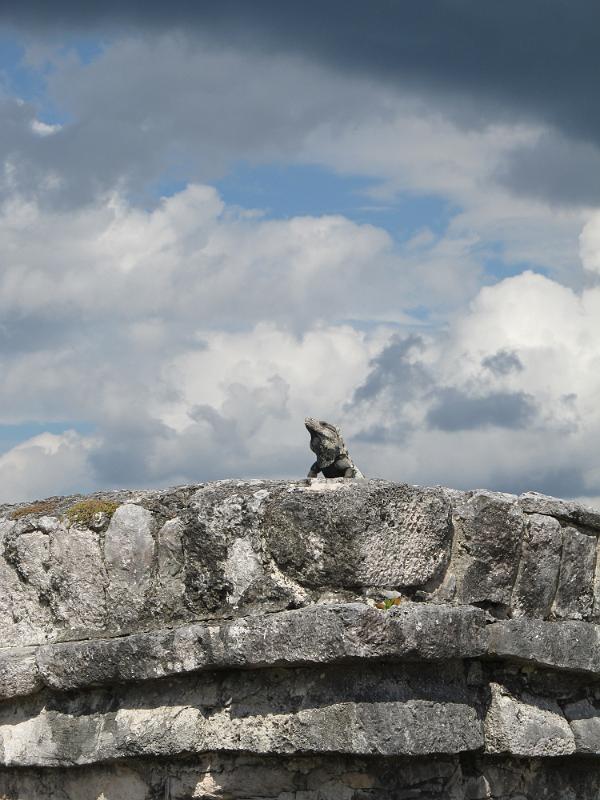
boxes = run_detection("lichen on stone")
[11,500,58,520]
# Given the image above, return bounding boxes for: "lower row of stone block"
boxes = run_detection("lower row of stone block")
[2,661,600,768]
[2,753,600,800]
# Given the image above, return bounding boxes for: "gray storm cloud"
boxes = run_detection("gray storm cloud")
[3,3,599,210]
[3,1,600,209]
[426,388,537,432]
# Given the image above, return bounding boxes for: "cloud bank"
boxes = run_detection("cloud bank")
[1,182,600,504]
[0,7,599,505]
[5,1,600,207]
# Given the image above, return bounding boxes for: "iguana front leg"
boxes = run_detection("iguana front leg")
[307,461,320,478]
[335,456,356,478]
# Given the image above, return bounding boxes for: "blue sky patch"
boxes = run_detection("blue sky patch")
[216,161,457,242]
[0,36,47,103]
[477,240,551,283]
[0,33,105,124]
[0,421,95,456]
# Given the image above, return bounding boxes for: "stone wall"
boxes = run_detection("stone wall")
[2,479,600,798]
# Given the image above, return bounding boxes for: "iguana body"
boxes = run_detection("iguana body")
[305,417,364,478]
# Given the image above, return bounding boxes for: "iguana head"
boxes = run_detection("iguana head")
[304,417,347,468]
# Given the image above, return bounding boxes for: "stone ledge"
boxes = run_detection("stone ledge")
[518,491,600,531]
[5,604,600,703]
[0,602,486,699]
[0,662,483,767]
[487,617,600,675]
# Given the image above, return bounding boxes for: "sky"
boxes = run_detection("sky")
[2,2,600,504]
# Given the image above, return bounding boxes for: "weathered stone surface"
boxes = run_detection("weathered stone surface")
[10,530,51,596]
[488,618,600,674]
[183,481,282,615]
[223,535,263,607]
[511,512,562,618]
[484,682,575,756]
[104,503,156,627]
[36,602,487,693]
[552,525,596,619]
[3,480,600,650]
[564,699,600,754]
[0,519,52,648]
[519,490,600,530]
[3,479,600,798]
[49,525,108,632]
[0,647,41,699]
[593,555,600,623]
[153,517,186,615]
[447,491,524,607]
[264,481,453,589]
[7,754,600,800]
[0,662,483,766]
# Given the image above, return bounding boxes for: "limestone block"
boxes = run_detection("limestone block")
[154,517,186,616]
[193,698,481,757]
[11,531,51,595]
[564,699,600,754]
[519,491,600,531]
[183,483,273,612]
[49,526,108,632]
[487,618,600,674]
[0,520,52,647]
[449,491,524,606]
[484,682,575,756]
[104,504,155,626]
[264,482,453,589]
[592,555,600,623]
[552,526,596,619]
[511,512,562,618]
[0,648,41,700]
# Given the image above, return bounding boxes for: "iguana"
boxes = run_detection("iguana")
[305,417,364,478]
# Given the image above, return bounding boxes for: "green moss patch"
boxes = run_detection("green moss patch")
[65,499,120,527]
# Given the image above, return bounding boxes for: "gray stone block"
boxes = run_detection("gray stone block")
[552,526,597,619]
[564,699,600,754]
[519,491,600,531]
[484,682,575,756]
[0,648,41,700]
[448,491,524,606]
[49,526,108,631]
[104,503,156,626]
[487,618,600,674]
[264,481,453,589]
[511,513,562,618]
[153,517,186,615]
[0,520,53,648]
